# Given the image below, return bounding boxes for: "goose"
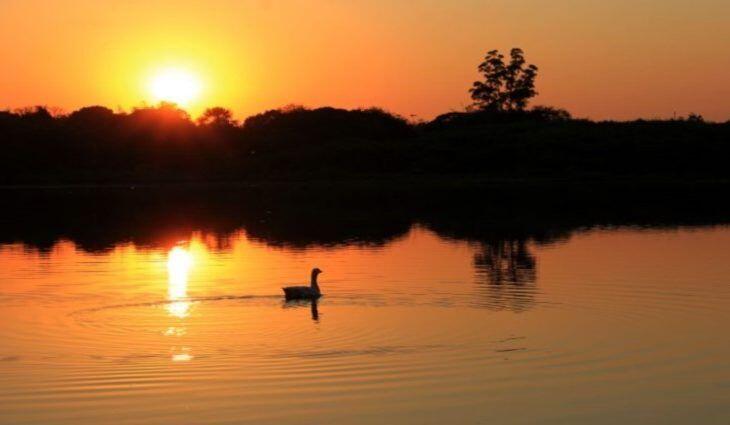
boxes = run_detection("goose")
[283,268,323,300]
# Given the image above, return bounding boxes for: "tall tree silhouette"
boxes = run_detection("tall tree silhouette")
[470,48,538,112]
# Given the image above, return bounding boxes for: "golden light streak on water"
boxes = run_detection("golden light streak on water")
[166,246,193,319]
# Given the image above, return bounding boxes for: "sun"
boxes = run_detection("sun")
[148,68,201,106]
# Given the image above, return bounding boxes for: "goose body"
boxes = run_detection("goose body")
[283,268,323,300]
[282,286,320,300]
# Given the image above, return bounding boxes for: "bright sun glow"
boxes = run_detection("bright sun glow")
[149,68,201,106]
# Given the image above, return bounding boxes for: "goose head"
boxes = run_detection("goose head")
[310,267,323,287]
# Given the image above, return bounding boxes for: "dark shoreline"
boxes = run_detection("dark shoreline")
[3,105,729,185]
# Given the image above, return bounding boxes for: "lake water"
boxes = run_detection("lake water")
[1,213,730,424]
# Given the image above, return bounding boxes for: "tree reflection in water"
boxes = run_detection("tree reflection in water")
[2,183,729,315]
[473,240,537,312]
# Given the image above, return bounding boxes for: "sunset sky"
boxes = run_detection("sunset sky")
[1,0,729,121]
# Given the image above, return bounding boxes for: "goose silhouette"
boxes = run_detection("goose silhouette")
[283,268,323,300]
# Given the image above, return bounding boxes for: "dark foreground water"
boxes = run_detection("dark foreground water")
[0,185,729,424]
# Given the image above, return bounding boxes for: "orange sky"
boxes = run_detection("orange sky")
[1,0,729,121]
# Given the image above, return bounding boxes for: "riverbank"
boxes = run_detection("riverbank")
[2,178,729,252]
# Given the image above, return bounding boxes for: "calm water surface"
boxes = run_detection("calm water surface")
[1,226,729,424]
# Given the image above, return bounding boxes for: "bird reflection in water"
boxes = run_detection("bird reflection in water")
[311,300,319,321]
[284,299,320,322]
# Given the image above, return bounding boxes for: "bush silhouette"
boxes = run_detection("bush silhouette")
[0,100,728,184]
[197,107,236,127]
[242,106,413,142]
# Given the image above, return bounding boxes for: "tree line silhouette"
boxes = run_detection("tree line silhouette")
[1,48,728,184]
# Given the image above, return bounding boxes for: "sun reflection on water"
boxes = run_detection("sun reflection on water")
[171,352,194,362]
[167,246,193,318]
